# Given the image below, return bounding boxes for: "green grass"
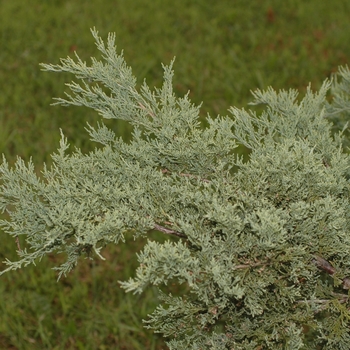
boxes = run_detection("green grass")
[1,0,350,348]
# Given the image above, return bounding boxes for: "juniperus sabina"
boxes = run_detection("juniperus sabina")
[1,29,350,349]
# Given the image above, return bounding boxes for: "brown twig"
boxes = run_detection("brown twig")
[312,255,336,275]
[312,255,350,290]
[15,236,22,252]
[232,261,269,270]
[153,223,187,238]
[137,102,155,118]
[296,292,349,313]
[232,255,350,291]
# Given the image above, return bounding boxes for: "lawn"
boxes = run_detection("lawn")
[1,0,350,349]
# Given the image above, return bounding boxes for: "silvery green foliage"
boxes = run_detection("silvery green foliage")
[1,29,350,349]
[326,65,350,149]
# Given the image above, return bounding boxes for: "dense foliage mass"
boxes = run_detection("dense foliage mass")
[1,29,350,349]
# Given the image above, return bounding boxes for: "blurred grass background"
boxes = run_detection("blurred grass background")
[0,0,350,349]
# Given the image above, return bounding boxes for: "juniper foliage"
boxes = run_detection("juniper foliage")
[1,29,350,349]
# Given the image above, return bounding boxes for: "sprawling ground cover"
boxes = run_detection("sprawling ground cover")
[1,0,350,348]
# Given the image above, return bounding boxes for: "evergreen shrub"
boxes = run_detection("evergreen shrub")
[1,29,350,349]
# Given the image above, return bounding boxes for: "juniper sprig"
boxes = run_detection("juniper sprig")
[1,28,350,349]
